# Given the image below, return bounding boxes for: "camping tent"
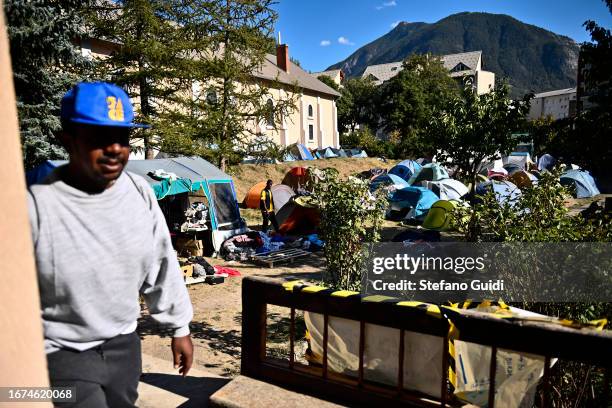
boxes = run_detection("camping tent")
[275,196,320,233]
[346,149,368,158]
[288,143,315,161]
[538,154,556,172]
[330,148,348,158]
[560,170,600,198]
[509,171,538,189]
[244,181,267,209]
[503,152,531,170]
[315,147,338,159]
[271,184,295,210]
[503,163,522,176]
[421,179,469,201]
[422,200,464,231]
[282,167,309,191]
[408,163,449,185]
[26,160,66,186]
[487,167,508,180]
[388,160,422,182]
[388,186,439,219]
[476,180,522,206]
[128,157,244,251]
[370,174,409,192]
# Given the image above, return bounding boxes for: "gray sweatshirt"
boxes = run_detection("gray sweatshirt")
[27,168,193,353]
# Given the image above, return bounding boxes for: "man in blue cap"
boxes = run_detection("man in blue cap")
[27,82,194,407]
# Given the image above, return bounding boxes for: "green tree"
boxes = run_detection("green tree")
[378,53,460,157]
[163,0,298,171]
[430,84,530,188]
[336,76,378,134]
[316,75,340,92]
[87,0,196,159]
[4,0,91,169]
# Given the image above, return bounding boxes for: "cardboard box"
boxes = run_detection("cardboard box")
[181,264,194,278]
[175,238,204,257]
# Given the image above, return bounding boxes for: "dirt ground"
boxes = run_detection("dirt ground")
[138,252,327,378]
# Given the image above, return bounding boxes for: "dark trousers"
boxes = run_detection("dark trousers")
[47,332,141,408]
[261,210,280,233]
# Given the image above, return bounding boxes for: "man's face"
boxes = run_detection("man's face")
[66,124,131,187]
[266,181,272,189]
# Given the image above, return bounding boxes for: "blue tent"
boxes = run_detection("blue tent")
[538,154,556,172]
[388,160,422,182]
[315,147,338,159]
[389,186,439,219]
[330,148,348,158]
[26,160,66,186]
[370,174,409,192]
[560,170,600,198]
[288,143,315,161]
[476,180,522,206]
[408,163,450,185]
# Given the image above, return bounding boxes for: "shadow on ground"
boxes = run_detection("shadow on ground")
[140,373,229,408]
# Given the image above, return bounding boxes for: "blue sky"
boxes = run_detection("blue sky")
[272,0,612,72]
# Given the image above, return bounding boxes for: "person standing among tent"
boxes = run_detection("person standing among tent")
[27,82,194,407]
[260,179,280,233]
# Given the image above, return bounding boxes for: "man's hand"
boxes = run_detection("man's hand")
[171,335,194,377]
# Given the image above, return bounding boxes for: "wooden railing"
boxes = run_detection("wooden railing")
[241,276,612,407]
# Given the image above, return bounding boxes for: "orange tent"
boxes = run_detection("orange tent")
[244,181,267,209]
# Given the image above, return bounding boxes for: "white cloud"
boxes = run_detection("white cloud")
[338,36,355,46]
[320,40,331,46]
[376,0,397,9]
[390,21,400,28]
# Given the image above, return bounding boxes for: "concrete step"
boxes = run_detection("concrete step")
[138,353,230,407]
[209,375,347,408]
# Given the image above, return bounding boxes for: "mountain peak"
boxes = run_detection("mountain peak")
[328,12,578,96]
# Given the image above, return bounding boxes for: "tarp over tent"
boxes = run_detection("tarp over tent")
[388,186,438,219]
[476,180,522,206]
[409,163,450,185]
[560,170,600,198]
[388,160,422,182]
[421,179,469,201]
[370,174,409,192]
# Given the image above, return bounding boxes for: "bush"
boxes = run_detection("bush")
[311,168,387,290]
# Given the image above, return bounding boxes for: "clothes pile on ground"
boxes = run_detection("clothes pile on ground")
[221,231,263,261]
[178,255,241,285]
[221,230,324,261]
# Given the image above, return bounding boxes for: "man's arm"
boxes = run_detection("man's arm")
[260,190,267,212]
[137,177,194,376]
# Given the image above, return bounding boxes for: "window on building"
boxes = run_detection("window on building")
[308,124,314,141]
[308,104,313,117]
[450,62,470,73]
[266,99,274,127]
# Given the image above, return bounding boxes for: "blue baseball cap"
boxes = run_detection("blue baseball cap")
[61,82,150,128]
